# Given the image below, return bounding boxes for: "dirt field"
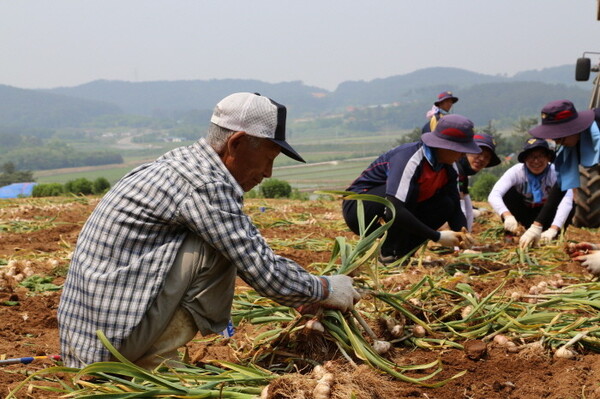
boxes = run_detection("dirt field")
[1,196,600,398]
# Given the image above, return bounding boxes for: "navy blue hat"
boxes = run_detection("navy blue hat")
[529,99,595,140]
[517,138,555,163]
[473,133,501,167]
[421,114,481,154]
[434,91,459,106]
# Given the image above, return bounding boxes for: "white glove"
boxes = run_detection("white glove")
[573,250,600,276]
[519,224,543,249]
[319,275,361,312]
[540,228,559,244]
[437,230,461,247]
[503,215,519,233]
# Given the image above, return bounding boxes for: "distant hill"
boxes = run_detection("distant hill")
[0,84,121,129]
[0,64,595,130]
[43,64,592,116]
[332,67,508,108]
[44,79,330,117]
[513,64,590,88]
[371,81,590,129]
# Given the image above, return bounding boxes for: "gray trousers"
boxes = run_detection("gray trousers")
[118,234,236,368]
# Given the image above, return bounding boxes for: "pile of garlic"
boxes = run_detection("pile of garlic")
[0,259,35,291]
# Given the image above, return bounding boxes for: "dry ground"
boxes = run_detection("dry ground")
[1,197,600,398]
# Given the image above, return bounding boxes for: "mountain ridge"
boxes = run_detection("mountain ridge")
[0,64,594,130]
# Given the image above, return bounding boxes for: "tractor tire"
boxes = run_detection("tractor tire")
[573,164,600,228]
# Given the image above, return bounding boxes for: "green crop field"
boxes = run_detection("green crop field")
[34,134,400,191]
[272,158,374,191]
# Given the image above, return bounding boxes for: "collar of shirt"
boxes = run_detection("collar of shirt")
[422,143,444,171]
[194,138,245,198]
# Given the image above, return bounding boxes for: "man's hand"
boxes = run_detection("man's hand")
[540,228,558,244]
[319,275,361,312]
[519,224,543,249]
[573,250,600,276]
[503,215,519,233]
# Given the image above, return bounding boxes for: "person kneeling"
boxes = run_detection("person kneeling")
[342,115,479,265]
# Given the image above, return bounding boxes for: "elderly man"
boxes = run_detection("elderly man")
[58,92,360,368]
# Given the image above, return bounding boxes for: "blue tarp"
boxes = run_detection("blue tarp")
[0,182,38,199]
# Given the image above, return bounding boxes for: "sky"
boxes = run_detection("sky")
[2,0,600,91]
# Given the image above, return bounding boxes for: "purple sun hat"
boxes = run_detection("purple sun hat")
[421,114,481,154]
[434,91,459,106]
[528,99,595,140]
[473,133,501,167]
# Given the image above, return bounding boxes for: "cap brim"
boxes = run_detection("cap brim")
[517,148,555,163]
[434,97,458,106]
[269,138,305,163]
[529,109,595,139]
[421,133,481,154]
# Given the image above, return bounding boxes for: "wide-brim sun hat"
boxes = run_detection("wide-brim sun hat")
[421,114,481,154]
[528,99,595,140]
[211,92,305,163]
[517,138,556,163]
[473,133,501,167]
[434,91,459,106]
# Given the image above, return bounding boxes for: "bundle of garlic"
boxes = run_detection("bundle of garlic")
[0,259,35,290]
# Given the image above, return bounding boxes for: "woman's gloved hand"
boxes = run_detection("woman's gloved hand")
[519,224,542,249]
[573,250,600,276]
[503,215,519,233]
[540,228,558,244]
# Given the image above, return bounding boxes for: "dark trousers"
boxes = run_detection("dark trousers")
[502,187,574,230]
[342,185,459,257]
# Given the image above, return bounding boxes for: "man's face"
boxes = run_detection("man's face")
[223,133,281,192]
[466,147,493,172]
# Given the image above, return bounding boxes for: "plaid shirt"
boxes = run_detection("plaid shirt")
[57,138,324,367]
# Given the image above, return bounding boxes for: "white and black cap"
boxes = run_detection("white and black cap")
[211,92,305,162]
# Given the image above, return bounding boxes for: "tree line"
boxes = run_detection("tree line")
[1,140,123,171]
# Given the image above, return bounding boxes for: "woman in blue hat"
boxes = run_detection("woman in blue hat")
[488,138,574,243]
[342,114,478,265]
[526,99,600,273]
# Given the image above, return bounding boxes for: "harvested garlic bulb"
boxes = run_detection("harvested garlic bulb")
[305,319,325,333]
[412,325,426,338]
[554,347,577,359]
[373,340,392,354]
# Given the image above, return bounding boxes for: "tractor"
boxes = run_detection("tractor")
[573,52,600,227]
